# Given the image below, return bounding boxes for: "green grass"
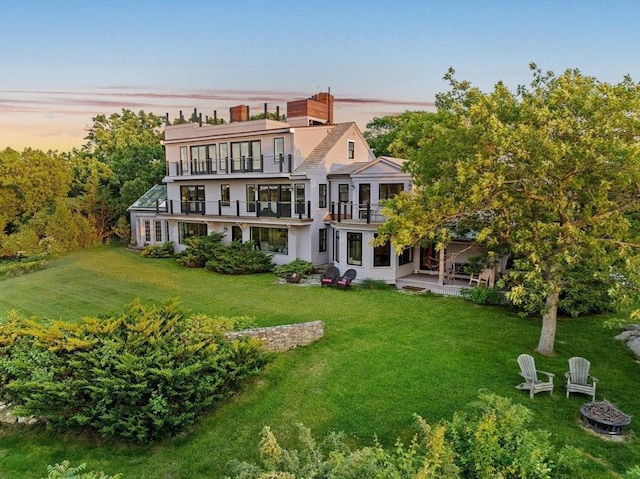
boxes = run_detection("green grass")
[1,246,639,478]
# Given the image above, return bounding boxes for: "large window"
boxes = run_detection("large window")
[258,184,294,217]
[155,221,163,242]
[338,184,349,203]
[231,140,261,172]
[180,146,188,174]
[180,185,205,214]
[348,140,355,159]
[219,143,228,172]
[379,183,404,200]
[319,183,327,208]
[319,228,327,253]
[294,183,305,214]
[373,234,390,267]
[179,222,207,244]
[399,246,414,266]
[274,137,284,162]
[251,227,288,254]
[221,184,230,206]
[144,220,151,243]
[246,184,256,212]
[347,232,362,266]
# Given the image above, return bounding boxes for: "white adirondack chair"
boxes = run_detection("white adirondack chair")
[565,357,598,400]
[516,354,555,399]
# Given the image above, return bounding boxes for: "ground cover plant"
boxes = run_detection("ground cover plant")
[0,246,638,478]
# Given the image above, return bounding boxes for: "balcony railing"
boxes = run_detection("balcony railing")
[329,202,387,224]
[166,200,312,219]
[166,154,293,177]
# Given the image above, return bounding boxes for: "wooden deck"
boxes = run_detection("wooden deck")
[395,273,472,297]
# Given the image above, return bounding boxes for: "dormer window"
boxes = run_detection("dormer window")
[348,140,355,159]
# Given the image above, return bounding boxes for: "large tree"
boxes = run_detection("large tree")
[376,65,640,355]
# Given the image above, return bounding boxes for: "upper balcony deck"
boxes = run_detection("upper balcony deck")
[166,154,294,178]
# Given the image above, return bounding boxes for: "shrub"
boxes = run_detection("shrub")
[205,241,274,275]
[175,233,225,268]
[0,259,49,279]
[140,241,174,258]
[42,460,122,479]
[461,286,503,305]
[358,278,393,290]
[0,300,268,444]
[273,259,314,278]
[228,392,573,479]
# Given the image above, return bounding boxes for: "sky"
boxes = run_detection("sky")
[1,0,639,152]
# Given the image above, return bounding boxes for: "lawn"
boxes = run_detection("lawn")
[0,246,639,478]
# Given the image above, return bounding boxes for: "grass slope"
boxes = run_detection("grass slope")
[0,246,638,478]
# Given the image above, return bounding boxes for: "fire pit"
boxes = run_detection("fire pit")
[580,400,631,435]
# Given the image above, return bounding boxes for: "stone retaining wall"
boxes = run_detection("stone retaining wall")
[225,320,324,352]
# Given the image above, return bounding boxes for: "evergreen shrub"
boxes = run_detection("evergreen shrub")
[140,241,174,258]
[205,241,274,274]
[273,259,314,278]
[0,300,268,443]
[461,286,503,305]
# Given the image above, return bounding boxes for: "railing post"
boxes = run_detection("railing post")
[307,201,311,219]
[288,154,292,172]
[366,202,371,224]
[236,199,240,217]
[257,201,261,217]
[170,200,173,214]
[218,200,222,216]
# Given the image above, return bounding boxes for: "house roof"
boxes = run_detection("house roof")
[294,122,355,175]
[128,184,167,210]
[328,156,407,177]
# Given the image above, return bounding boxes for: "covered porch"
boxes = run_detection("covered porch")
[395,273,474,297]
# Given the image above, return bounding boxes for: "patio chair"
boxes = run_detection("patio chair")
[469,268,494,287]
[565,356,598,401]
[516,354,554,399]
[321,266,340,287]
[337,269,357,289]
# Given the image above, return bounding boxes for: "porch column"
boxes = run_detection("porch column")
[438,248,446,285]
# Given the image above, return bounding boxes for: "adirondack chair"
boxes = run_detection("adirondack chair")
[565,357,598,400]
[337,269,357,289]
[516,354,555,399]
[321,266,340,287]
[469,268,495,287]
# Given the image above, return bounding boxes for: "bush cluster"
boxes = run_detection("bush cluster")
[461,285,503,305]
[0,258,49,279]
[140,241,174,258]
[0,300,268,443]
[227,392,579,479]
[273,259,315,278]
[174,233,274,274]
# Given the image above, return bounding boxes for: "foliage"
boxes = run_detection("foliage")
[0,227,42,259]
[140,241,174,258]
[111,216,131,244]
[42,460,122,479]
[175,233,226,268]
[0,300,268,443]
[45,199,100,255]
[358,278,394,290]
[273,259,315,278]
[376,65,640,355]
[205,241,274,275]
[460,286,503,305]
[0,258,49,279]
[228,392,575,479]
[364,111,436,157]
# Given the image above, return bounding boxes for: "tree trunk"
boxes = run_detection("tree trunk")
[536,288,560,356]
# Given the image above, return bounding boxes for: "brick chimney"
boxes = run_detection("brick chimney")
[230,105,248,122]
[286,92,334,125]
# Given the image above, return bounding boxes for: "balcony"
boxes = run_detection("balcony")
[327,202,387,224]
[164,200,312,220]
[166,154,293,177]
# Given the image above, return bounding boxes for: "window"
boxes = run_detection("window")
[144,220,151,243]
[274,137,284,162]
[180,185,205,214]
[180,146,188,174]
[219,143,228,172]
[319,183,327,208]
[179,222,207,243]
[399,246,414,266]
[250,227,288,254]
[258,184,295,217]
[334,231,340,262]
[294,184,305,214]
[231,140,261,172]
[221,184,230,206]
[155,221,162,242]
[319,228,327,253]
[338,184,349,203]
[358,183,371,219]
[347,232,362,265]
[246,184,256,212]
[232,225,242,242]
[347,140,355,159]
[373,234,390,267]
[379,183,404,200]
[190,145,208,173]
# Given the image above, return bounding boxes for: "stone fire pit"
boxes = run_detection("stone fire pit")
[580,400,631,436]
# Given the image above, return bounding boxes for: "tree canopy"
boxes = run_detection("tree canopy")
[376,65,640,355]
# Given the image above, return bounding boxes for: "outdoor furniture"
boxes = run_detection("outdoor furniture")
[321,266,340,287]
[337,269,357,289]
[516,354,555,399]
[469,268,495,287]
[565,356,598,401]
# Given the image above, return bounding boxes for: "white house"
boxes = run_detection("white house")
[129,92,493,286]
